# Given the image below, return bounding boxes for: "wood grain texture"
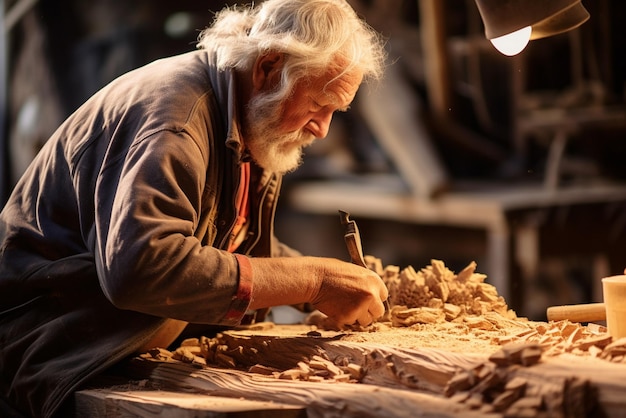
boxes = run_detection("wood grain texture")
[118,361,496,418]
[79,327,626,417]
[75,389,306,418]
[215,330,483,393]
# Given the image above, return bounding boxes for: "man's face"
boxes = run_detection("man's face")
[244,65,363,174]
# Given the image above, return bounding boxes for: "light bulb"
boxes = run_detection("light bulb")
[489,26,532,56]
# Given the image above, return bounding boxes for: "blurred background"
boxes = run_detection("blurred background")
[2,0,626,320]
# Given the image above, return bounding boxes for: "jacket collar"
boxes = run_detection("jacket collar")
[205,52,248,163]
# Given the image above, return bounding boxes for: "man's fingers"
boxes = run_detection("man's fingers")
[369,298,386,320]
[370,272,389,302]
[356,310,373,327]
[357,296,386,326]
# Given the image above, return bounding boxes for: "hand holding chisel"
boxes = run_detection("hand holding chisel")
[339,210,391,323]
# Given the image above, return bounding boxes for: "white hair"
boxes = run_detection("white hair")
[197,0,386,99]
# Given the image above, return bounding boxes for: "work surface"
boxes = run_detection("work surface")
[76,260,626,417]
[77,320,626,418]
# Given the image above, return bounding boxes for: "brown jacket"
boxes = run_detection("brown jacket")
[0,50,297,417]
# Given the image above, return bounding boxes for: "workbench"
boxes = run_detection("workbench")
[75,322,626,418]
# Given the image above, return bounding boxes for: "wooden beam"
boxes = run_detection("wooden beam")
[418,0,452,117]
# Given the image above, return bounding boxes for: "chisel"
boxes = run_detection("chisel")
[339,210,391,321]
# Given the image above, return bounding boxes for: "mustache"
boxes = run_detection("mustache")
[277,130,315,148]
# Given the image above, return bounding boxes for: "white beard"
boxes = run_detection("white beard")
[244,92,315,175]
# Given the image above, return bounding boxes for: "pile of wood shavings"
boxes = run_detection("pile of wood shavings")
[367,258,518,329]
[140,336,366,383]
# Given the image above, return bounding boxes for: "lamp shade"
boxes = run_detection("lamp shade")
[475,0,590,41]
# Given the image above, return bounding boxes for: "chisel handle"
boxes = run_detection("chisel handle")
[546,302,606,323]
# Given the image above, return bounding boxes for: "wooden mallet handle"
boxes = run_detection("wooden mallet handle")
[546,303,606,323]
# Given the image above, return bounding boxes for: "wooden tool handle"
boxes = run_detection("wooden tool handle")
[546,302,606,323]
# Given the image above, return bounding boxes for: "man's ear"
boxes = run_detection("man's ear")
[252,52,284,92]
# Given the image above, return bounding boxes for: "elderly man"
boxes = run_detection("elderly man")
[0,0,388,417]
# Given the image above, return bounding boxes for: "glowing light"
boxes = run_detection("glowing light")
[164,12,193,39]
[489,26,532,56]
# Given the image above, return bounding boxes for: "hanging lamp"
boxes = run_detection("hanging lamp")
[474,0,590,55]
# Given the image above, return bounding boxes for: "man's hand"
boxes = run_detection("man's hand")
[309,259,387,327]
[248,256,388,327]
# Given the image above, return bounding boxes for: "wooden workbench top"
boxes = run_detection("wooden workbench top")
[75,260,626,417]
[76,321,626,418]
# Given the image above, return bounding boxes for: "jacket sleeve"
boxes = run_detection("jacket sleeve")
[93,129,249,325]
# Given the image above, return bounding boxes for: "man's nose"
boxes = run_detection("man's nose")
[310,111,333,138]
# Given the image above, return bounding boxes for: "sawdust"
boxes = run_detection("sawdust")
[230,321,511,355]
[336,320,529,355]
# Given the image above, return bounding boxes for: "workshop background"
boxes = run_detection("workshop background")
[2,0,626,320]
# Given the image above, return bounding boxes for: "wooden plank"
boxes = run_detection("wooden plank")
[212,330,483,393]
[75,389,305,418]
[108,326,626,418]
[287,179,626,225]
[286,178,507,229]
[119,361,496,418]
